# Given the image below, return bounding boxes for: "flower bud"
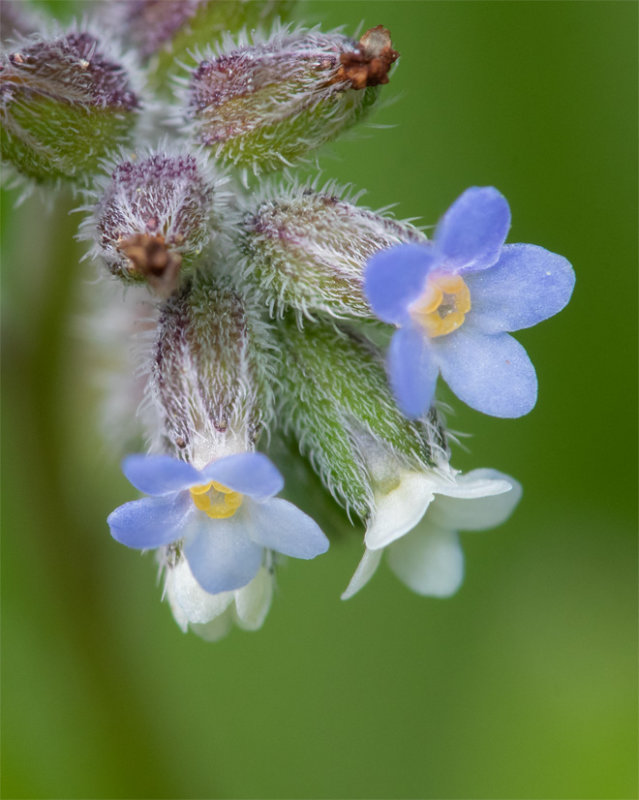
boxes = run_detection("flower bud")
[86,150,219,295]
[0,31,140,184]
[183,26,398,174]
[117,0,297,91]
[273,316,447,517]
[150,274,275,468]
[239,183,426,318]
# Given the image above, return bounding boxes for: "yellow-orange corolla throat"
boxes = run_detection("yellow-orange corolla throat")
[410,273,471,338]
[189,481,243,519]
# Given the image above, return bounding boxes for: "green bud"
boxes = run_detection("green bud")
[273,316,447,517]
[0,30,141,184]
[118,0,297,92]
[152,273,275,468]
[184,26,399,174]
[239,183,426,318]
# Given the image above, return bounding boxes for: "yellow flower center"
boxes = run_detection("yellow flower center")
[189,481,243,519]
[410,273,471,338]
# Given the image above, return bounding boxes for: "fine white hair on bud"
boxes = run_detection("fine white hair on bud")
[272,316,448,518]
[149,272,277,469]
[0,25,142,185]
[80,146,225,296]
[179,24,398,174]
[237,178,426,319]
[77,278,159,455]
[109,0,298,94]
[0,0,44,45]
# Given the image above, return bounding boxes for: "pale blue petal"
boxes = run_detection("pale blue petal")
[436,327,537,417]
[201,452,283,501]
[388,325,439,418]
[364,244,436,324]
[107,493,191,549]
[245,498,329,559]
[435,186,510,271]
[122,454,201,496]
[465,244,576,333]
[183,513,263,594]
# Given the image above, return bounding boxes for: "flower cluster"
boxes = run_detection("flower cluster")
[1,1,574,641]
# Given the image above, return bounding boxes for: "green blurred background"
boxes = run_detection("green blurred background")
[1,1,637,798]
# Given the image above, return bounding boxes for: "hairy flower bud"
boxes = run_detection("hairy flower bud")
[150,274,275,468]
[117,0,297,91]
[183,26,398,174]
[239,183,426,318]
[86,150,219,295]
[0,31,140,184]
[273,316,447,517]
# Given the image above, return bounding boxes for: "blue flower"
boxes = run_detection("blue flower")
[107,451,329,593]
[364,186,576,418]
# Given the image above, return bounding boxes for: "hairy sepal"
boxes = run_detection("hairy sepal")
[273,316,446,518]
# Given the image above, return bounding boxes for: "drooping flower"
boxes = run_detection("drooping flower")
[342,467,521,599]
[163,554,274,641]
[108,451,328,594]
[364,187,576,418]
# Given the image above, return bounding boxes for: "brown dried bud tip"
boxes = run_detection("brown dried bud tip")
[118,233,182,297]
[335,26,398,90]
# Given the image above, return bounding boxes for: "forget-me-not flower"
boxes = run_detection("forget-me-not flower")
[364,186,575,418]
[164,557,274,641]
[108,451,329,594]
[342,467,522,599]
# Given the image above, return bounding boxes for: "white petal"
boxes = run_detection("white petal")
[365,470,440,550]
[233,566,274,631]
[428,469,522,531]
[190,611,234,642]
[341,548,383,600]
[387,525,464,597]
[169,558,234,625]
[164,569,189,632]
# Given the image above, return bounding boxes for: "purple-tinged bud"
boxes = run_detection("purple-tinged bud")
[238,183,425,318]
[115,0,297,90]
[151,275,275,468]
[183,26,399,174]
[0,31,141,184]
[86,150,219,295]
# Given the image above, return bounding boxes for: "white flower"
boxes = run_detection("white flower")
[342,467,522,599]
[164,555,274,642]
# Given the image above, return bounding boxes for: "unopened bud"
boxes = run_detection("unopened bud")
[273,317,446,517]
[239,184,425,318]
[117,0,297,91]
[87,150,219,295]
[183,26,398,174]
[151,274,274,468]
[0,31,140,184]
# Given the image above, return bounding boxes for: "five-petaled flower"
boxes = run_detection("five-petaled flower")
[342,467,521,599]
[364,186,575,418]
[108,452,329,594]
[164,557,274,641]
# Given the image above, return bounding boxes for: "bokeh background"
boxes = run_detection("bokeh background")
[1,1,637,798]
